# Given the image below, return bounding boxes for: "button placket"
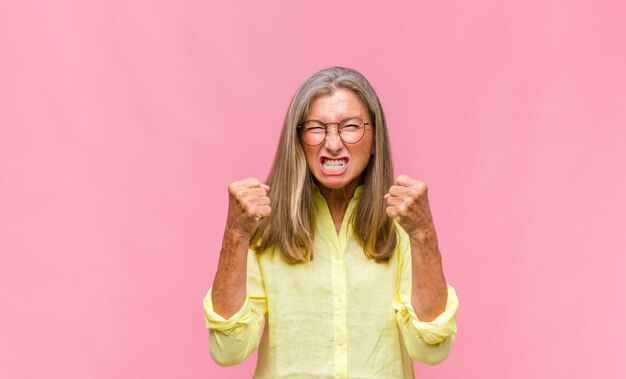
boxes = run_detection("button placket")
[331,241,348,377]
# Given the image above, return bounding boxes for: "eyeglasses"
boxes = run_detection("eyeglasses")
[297,117,372,146]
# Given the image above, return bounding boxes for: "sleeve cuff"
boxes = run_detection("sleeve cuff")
[203,286,252,334]
[393,283,459,345]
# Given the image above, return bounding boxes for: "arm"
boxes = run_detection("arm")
[387,175,459,364]
[204,246,267,366]
[393,228,459,365]
[203,178,271,366]
[211,229,250,319]
[409,226,448,323]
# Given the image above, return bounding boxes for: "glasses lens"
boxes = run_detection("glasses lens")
[301,121,326,145]
[339,118,366,144]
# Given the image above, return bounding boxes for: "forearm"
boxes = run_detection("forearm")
[211,228,250,319]
[409,226,448,322]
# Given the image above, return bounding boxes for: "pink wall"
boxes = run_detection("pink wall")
[1,0,625,378]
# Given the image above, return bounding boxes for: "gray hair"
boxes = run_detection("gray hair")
[251,66,397,263]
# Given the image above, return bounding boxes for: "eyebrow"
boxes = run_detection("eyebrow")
[304,115,364,122]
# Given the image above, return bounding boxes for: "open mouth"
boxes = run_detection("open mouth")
[319,157,349,174]
[321,158,347,170]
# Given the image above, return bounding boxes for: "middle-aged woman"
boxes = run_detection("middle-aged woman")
[204,66,459,378]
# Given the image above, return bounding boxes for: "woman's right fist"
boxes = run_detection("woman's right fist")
[225,178,271,239]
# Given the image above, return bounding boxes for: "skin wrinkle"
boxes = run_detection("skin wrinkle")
[303,88,374,234]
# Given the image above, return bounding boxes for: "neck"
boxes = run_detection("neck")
[317,177,362,222]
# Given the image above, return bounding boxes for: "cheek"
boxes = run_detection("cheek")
[303,147,319,168]
[353,139,373,163]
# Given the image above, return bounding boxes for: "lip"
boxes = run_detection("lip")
[319,156,350,176]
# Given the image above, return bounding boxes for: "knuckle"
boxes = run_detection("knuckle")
[241,199,252,211]
[244,206,257,218]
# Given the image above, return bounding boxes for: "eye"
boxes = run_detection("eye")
[340,124,360,131]
[302,121,326,132]
[306,126,326,133]
[339,117,365,130]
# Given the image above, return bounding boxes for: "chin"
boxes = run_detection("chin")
[320,181,347,189]
[315,175,352,190]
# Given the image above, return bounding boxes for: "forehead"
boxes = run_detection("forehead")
[307,88,368,121]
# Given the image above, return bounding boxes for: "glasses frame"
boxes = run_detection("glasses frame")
[297,117,372,146]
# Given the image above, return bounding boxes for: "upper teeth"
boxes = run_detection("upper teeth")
[323,159,346,168]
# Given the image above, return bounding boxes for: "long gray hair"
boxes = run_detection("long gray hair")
[251,66,397,263]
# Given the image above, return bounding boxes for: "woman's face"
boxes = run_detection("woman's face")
[301,88,374,191]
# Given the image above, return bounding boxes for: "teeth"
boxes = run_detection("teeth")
[322,158,346,170]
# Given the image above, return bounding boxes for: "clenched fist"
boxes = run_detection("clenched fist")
[226,178,271,239]
[384,174,434,237]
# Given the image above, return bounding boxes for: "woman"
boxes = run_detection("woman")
[204,67,459,378]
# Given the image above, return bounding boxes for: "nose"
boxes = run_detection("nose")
[323,125,344,151]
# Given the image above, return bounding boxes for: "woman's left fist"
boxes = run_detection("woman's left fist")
[385,174,434,236]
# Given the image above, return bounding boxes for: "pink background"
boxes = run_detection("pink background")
[1,0,625,378]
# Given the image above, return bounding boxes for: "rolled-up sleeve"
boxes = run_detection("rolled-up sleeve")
[203,248,267,366]
[393,229,459,365]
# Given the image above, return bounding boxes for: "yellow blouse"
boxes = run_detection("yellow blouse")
[203,185,459,378]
